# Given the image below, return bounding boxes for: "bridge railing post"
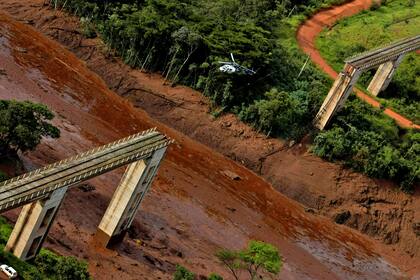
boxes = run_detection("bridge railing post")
[96,147,167,247]
[5,187,68,260]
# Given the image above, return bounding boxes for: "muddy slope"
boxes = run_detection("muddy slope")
[1,0,419,263]
[0,0,420,270]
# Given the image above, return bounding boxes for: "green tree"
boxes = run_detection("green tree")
[216,250,242,280]
[216,240,282,280]
[173,265,195,280]
[0,100,60,156]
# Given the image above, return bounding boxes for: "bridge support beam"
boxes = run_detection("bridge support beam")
[314,64,361,130]
[367,55,404,96]
[5,187,68,260]
[96,147,167,247]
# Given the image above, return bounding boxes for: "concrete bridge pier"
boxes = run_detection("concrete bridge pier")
[5,187,68,260]
[314,65,361,130]
[367,55,404,96]
[96,147,167,247]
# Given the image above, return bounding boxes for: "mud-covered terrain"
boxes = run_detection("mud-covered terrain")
[0,1,419,279]
[1,0,419,264]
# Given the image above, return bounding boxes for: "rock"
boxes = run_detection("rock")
[288,140,296,148]
[221,121,232,128]
[226,207,237,212]
[305,208,317,214]
[16,47,27,53]
[222,170,241,181]
[361,206,368,214]
[0,68,6,76]
[334,211,351,225]
[412,223,420,237]
[78,184,95,192]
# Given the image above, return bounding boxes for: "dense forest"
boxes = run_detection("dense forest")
[49,0,419,190]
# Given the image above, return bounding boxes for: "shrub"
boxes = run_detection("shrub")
[173,265,195,280]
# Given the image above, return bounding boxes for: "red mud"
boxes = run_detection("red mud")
[296,0,420,129]
[0,9,419,280]
[0,0,419,274]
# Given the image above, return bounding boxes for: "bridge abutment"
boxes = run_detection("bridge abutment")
[96,147,167,247]
[5,187,68,260]
[367,55,404,96]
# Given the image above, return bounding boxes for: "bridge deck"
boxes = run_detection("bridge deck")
[0,128,172,213]
[345,35,420,70]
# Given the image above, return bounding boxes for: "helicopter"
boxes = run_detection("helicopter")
[218,53,256,75]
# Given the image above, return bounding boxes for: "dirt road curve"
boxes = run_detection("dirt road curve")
[0,9,419,280]
[296,0,420,129]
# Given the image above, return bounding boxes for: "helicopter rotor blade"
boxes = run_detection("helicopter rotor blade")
[230,53,235,63]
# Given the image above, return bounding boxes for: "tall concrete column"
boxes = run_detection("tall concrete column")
[367,55,404,96]
[96,147,167,247]
[314,64,361,130]
[5,187,68,260]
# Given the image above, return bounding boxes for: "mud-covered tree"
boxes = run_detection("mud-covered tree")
[216,240,282,280]
[0,100,60,156]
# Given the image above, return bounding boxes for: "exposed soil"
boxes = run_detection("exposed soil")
[0,1,419,279]
[296,0,420,130]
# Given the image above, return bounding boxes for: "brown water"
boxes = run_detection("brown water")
[0,10,417,280]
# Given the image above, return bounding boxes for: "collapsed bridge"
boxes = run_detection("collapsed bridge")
[314,35,420,130]
[0,128,172,260]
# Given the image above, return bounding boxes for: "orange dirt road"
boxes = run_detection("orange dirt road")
[296,0,420,129]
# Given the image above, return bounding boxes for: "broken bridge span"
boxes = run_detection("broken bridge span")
[0,128,172,260]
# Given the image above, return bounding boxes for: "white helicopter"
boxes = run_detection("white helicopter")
[218,53,256,75]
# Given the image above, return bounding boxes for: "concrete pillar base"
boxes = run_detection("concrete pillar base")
[97,147,167,247]
[94,228,127,248]
[5,187,68,260]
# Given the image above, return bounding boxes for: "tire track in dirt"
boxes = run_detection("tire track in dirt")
[296,0,420,129]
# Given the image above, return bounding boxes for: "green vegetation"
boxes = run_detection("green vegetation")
[0,171,7,182]
[0,216,90,279]
[0,100,60,157]
[216,240,282,280]
[208,273,224,280]
[173,241,280,279]
[316,0,420,123]
[173,265,195,280]
[312,97,419,191]
[173,265,223,280]
[48,0,419,190]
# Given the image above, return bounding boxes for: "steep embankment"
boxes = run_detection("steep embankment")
[0,7,419,280]
[296,0,420,129]
[1,0,419,263]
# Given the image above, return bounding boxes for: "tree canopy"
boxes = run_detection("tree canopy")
[0,100,60,156]
[216,240,282,280]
